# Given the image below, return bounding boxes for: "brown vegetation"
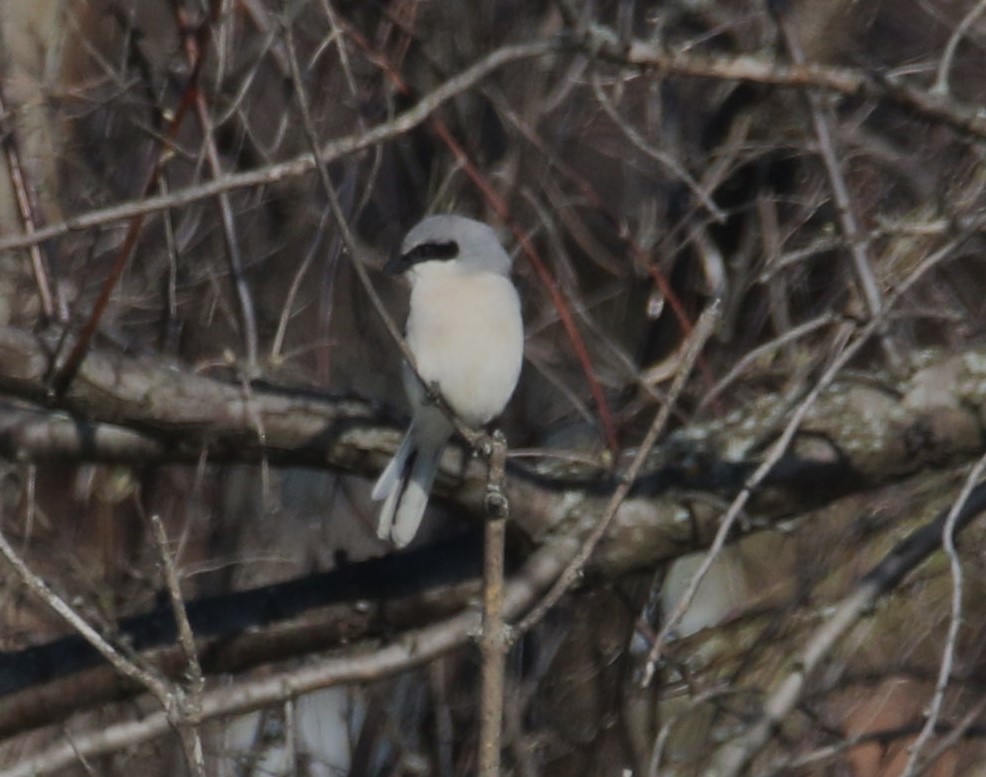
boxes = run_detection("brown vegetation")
[2,1,986,775]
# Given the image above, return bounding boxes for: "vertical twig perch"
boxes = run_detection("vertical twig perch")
[479,430,509,777]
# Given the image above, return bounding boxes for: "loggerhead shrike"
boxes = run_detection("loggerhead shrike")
[372,214,524,547]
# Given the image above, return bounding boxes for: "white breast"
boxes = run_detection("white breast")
[404,262,523,428]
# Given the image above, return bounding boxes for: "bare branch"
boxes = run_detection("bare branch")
[479,431,510,777]
[180,4,260,373]
[0,325,383,468]
[642,223,981,686]
[899,451,986,777]
[147,513,206,777]
[933,0,986,95]
[776,11,902,371]
[709,473,986,777]
[515,300,720,635]
[0,39,556,255]
[0,539,576,777]
[0,522,171,702]
[0,81,56,321]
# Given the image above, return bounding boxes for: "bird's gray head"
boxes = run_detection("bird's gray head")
[385,214,513,277]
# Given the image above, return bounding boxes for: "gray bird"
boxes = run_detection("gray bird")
[372,215,524,547]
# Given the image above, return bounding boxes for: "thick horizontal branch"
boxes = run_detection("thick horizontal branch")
[0,325,389,471]
[0,323,984,562]
[0,406,168,461]
[0,336,984,744]
[6,461,986,759]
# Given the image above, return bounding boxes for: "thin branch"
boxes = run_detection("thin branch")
[588,71,724,223]
[280,20,482,449]
[933,0,986,95]
[0,518,171,702]
[47,10,213,396]
[269,208,329,364]
[148,514,203,692]
[479,431,510,777]
[0,506,208,776]
[514,300,720,636]
[179,3,260,373]
[339,19,621,454]
[641,222,980,688]
[148,512,206,777]
[696,313,841,413]
[776,10,902,371]
[710,474,986,777]
[0,539,576,777]
[899,451,986,777]
[610,36,986,140]
[0,81,57,321]
[0,39,556,256]
[909,696,986,776]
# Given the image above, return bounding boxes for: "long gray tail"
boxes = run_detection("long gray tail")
[372,423,444,547]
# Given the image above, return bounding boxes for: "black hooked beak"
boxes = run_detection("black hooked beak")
[384,253,410,275]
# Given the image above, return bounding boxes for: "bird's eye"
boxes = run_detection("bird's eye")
[403,240,459,264]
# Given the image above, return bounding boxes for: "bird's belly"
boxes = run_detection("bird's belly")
[405,273,523,428]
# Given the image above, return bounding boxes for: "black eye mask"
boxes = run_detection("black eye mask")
[385,240,460,274]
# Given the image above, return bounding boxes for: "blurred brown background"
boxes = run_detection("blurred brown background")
[2,1,986,775]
